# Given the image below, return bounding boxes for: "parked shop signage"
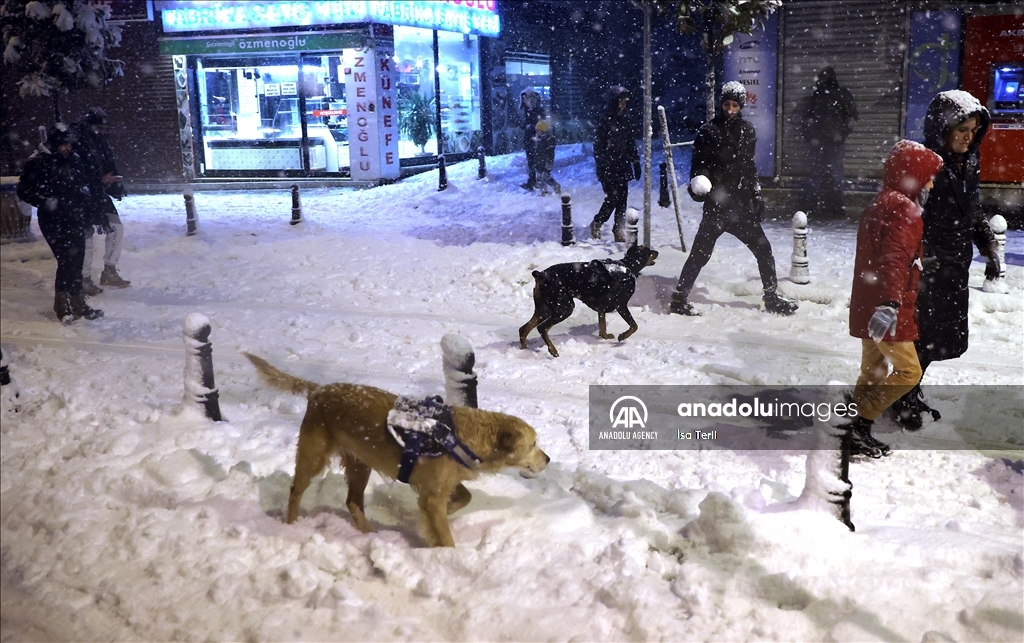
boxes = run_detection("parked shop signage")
[905,10,961,143]
[157,1,501,37]
[158,31,363,55]
[723,11,777,177]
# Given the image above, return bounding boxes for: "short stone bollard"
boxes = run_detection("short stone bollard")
[438,154,448,191]
[477,147,487,179]
[625,208,640,246]
[658,162,671,208]
[441,333,477,408]
[983,214,1008,293]
[184,189,198,236]
[290,184,302,225]
[561,194,575,246]
[183,313,222,421]
[790,211,810,284]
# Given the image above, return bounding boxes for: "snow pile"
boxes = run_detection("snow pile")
[1,148,1022,642]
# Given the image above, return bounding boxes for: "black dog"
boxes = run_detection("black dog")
[519,244,659,357]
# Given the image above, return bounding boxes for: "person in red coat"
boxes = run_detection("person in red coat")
[846,139,943,459]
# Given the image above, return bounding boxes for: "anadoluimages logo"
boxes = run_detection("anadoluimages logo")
[610,396,648,429]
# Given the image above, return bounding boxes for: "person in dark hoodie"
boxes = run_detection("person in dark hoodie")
[670,81,797,316]
[590,85,640,242]
[889,90,998,430]
[17,123,103,322]
[74,107,130,295]
[519,87,545,190]
[802,67,858,219]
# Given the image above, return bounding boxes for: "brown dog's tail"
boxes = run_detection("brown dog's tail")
[243,352,318,396]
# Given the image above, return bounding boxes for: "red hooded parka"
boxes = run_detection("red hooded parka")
[849,140,943,342]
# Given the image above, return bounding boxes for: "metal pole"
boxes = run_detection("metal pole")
[290,184,302,225]
[642,2,652,247]
[183,313,221,421]
[184,190,197,236]
[658,162,670,208]
[477,146,487,179]
[561,194,575,246]
[657,106,687,252]
[438,154,448,191]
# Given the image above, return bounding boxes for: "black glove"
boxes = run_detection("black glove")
[105,182,126,201]
[751,196,766,221]
[632,161,641,181]
[985,250,1002,280]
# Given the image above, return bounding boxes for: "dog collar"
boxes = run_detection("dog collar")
[388,395,481,484]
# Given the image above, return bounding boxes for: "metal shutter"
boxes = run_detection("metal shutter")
[780,0,906,181]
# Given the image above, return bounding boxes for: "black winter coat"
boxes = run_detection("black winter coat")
[594,105,638,184]
[916,92,993,363]
[691,112,760,217]
[73,121,120,225]
[17,148,90,228]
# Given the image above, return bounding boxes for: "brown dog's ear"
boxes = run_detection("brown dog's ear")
[496,429,518,454]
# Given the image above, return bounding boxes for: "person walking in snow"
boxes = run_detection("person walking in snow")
[74,107,130,293]
[802,67,858,219]
[669,81,797,316]
[532,117,560,196]
[519,87,545,190]
[590,85,640,242]
[843,139,943,459]
[889,90,998,430]
[17,123,103,322]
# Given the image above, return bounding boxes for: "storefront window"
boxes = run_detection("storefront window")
[505,57,551,126]
[194,53,355,174]
[437,30,480,154]
[394,26,438,157]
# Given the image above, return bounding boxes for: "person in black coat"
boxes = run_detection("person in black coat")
[74,107,130,294]
[590,86,640,241]
[670,82,797,316]
[891,90,998,429]
[17,123,103,322]
[802,67,858,219]
[519,87,545,190]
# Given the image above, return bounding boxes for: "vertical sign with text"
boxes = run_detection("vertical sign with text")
[375,34,400,180]
[905,11,962,143]
[344,46,381,180]
[723,12,778,177]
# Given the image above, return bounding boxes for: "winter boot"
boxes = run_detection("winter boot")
[845,417,891,459]
[81,277,103,296]
[669,291,701,316]
[100,265,130,288]
[890,385,940,431]
[763,289,798,315]
[70,293,104,320]
[520,180,536,191]
[590,221,602,240]
[53,291,76,323]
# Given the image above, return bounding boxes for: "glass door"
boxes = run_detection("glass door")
[300,54,348,173]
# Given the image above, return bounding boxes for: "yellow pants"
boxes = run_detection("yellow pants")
[853,340,922,421]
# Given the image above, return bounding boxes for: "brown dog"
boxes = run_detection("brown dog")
[244,353,549,547]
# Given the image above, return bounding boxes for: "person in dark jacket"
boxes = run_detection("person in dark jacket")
[844,139,943,459]
[670,82,797,316]
[890,90,998,430]
[17,123,103,322]
[802,67,858,219]
[74,107,130,294]
[519,87,545,190]
[590,86,640,242]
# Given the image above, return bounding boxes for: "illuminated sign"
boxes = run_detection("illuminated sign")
[157,1,500,36]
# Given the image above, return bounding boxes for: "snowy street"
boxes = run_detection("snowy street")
[1,149,1022,641]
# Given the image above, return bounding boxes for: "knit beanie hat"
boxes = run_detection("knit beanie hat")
[47,122,76,148]
[84,107,109,125]
[721,81,747,108]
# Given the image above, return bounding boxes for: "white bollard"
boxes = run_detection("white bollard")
[983,215,1009,294]
[790,211,810,284]
[625,208,640,246]
[441,333,477,408]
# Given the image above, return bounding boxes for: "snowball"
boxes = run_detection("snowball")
[690,175,712,196]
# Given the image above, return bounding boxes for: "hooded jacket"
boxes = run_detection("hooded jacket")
[17,145,90,227]
[690,107,759,214]
[849,140,943,342]
[594,86,639,183]
[519,88,544,139]
[73,120,120,224]
[915,90,993,361]
[803,67,858,144]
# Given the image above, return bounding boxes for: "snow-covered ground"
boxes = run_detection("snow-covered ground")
[2,148,1022,642]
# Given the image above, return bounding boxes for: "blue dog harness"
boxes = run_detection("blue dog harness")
[387,395,481,484]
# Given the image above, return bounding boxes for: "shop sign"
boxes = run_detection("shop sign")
[343,44,400,181]
[157,1,501,37]
[905,11,961,143]
[723,11,778,177]
[159,31,363,55]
